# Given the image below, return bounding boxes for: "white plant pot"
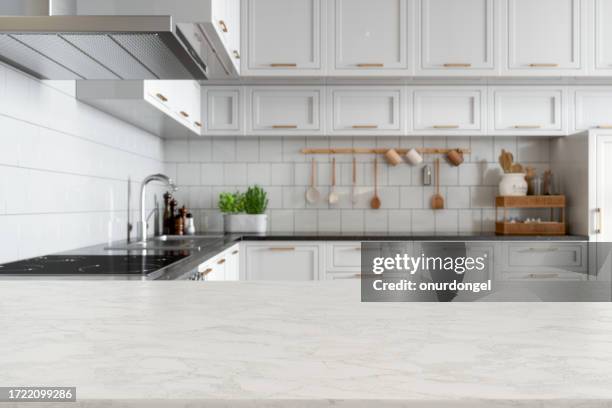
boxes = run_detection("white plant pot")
[499,173,528,196]
[223,214,268,233]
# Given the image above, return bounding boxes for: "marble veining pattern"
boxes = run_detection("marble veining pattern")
[1,281,612,407]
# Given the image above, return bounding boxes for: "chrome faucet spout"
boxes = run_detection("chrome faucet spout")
[139,174,177,241]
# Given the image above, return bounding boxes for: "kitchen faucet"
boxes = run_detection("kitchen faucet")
[138,174,177,242]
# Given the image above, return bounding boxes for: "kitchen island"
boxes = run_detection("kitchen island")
[1,281,611,407]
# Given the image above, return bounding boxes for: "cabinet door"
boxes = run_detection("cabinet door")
[417,0,496,75]
[412,88,485,134]
[224,245,240,281]
[489,87,566,135]
[573,89,612,131]
[245,243,321,280]
[596,135,612,242]
[244,0,324,75]
[504,0,583,75]
[325,242,362,273]
[593,0,612,75]
[203,87,243,135]
[330,0,408,75]
[247,87,323,134]
[328,87,405,135]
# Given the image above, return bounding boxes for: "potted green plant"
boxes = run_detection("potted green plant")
[218,186,269,233]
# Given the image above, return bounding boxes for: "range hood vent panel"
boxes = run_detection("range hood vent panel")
[0,34,80,79]
[61,34,157,80]
[13,34,119,79]
[0,16,207,80]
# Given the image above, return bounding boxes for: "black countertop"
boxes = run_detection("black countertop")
[1,232,589,280]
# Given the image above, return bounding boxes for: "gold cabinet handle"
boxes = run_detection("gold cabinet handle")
[528,63,559,67]
[443,63,472,67]
[356,63,384,67]
[218,20,228,33]
[352,124,379,129]
[433,125,460,129]
[217,258,226,265]
[272,125,298,129]
[520,247,559,253]
[194,121,202,128]
[232,250,239,255]
[597,125,612,129]
[233,50,240,59]
[270,63,297,67]
[513,125,542,129]
[595,208,603,234]
[156,93,168,102]
[269,247,295,252]
[201,268,213,276]
[180,111,189,118]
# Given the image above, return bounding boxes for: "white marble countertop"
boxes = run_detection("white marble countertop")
[1,281,612,407]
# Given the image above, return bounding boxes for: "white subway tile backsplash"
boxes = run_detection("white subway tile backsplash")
[471,186,497,208]
[282,186,306,209]
[247,163,271,185]
[294,209,317,232]
[412,210,435,232]
[341,210,364,232]
[446,187,471,209]
[223,163,247,185]
[271,163,294,186]
[236,137,260,162]
[400,187,424,209]
[435,210,459,233]
[388,210,411,232]
[459,209,482,233]
[364,210,388,232]
[270,209,294,232]
[177,163,201,185]
[211,137,236,162]
[260,137,283,162]
[318,210,341,232]
[201,163,224,186]
[266,186,283,209]
[188,139,212,163]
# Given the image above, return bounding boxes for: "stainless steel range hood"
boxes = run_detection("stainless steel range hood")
[0,15,208,80]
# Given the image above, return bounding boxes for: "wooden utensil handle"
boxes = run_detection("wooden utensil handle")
[332,157,336,186]
[352,157,356,184]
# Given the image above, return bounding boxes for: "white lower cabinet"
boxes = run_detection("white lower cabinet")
[197,244,240,281]
[411,87,486,134]
[488,87,567,135]
[495,242,588,281]
[244,242,322,280]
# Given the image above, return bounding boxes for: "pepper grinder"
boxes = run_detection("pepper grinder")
[423,165,432,186]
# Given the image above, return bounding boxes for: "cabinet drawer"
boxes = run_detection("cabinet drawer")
[497,243,587,280]
[489,87,565,134]
[326,242,362,272]
[245,243,321,280]
[203,87,243,135]
[328,87,405,134]
[573,89,612,131]
[326,272,362,280]
[247,87,322,134]
[412,88,485,133]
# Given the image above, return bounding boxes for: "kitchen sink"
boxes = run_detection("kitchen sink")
[105,235,225,251]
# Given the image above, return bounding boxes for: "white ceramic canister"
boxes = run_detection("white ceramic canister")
[499,173,528,196]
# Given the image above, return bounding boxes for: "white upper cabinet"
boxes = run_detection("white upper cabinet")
[329,0,410,75]
[591,0,612,75]
[242,0,325,76]
[411,87,486,134]
[202,87,243,136]
[488,87,567,135]
[327,87,406,135]
[573,88,612,131]
[212,0,242,73]
[247,87,323,135]
[416,0,497,75]
[502,0,585,75]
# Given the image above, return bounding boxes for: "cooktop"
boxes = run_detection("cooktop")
[0,255,188,275]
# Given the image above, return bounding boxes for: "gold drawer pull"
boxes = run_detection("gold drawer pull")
[218,20,228,33]
[520,247,559,253]
[232,250,239,255]
[217,258,226,265]
[201,268,213,276]
[443,63,472,67]
[597,125,612,129]
[433,125,459,129]
[513,125,542,129]
[529,63,559,67]
[272,125,298,129]
[194,121,202,128]
[356,63,384,67]
[270,63,297,67]
[269,247,295,252]
[156,93,168,102]
[233,50,240,59]
[527,273,559,279]
[354,273,362,277]
[180,111,189,118]
[352,124,379,129]
[354,247,361,251]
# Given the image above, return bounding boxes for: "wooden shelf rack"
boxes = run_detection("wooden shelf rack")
[495,195,566,236]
